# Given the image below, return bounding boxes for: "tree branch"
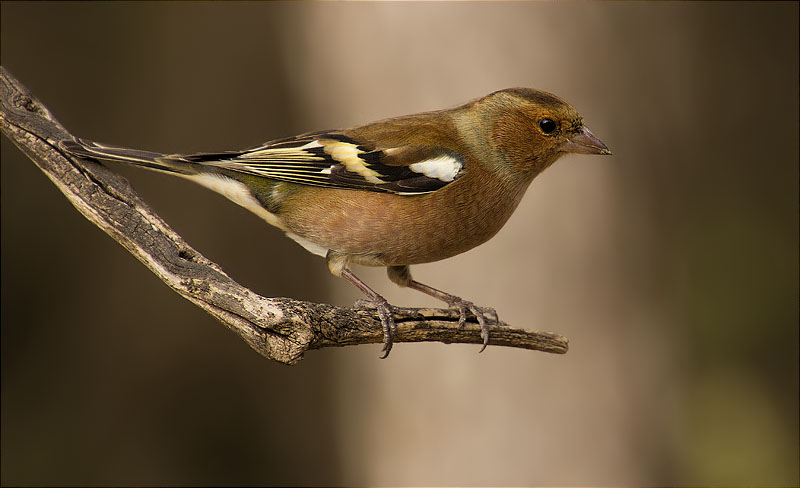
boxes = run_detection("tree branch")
[0,66,568,364]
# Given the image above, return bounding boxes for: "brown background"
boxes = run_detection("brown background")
[2,2,798,485]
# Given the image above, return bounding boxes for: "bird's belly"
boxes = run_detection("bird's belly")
[279,183,523,266]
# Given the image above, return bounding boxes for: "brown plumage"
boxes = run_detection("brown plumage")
[59,88,611,357]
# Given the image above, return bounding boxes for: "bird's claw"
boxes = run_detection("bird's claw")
[446,298,499,352]
[357,298,397,358]
[357,294,497,356]
[376,300,397,359]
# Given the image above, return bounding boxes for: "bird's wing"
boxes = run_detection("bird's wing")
[176,132,465,195]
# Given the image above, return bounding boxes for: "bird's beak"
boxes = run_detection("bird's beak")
[559,126,611,155]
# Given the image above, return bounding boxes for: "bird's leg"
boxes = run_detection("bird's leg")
[409,281,499,352]
[327,250,397,358]
[387,266,499,352]
[340,269,397,358]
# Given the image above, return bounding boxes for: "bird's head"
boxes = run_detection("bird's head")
[473,87,611,178]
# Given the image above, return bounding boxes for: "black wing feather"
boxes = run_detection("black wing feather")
[186,132,464,195]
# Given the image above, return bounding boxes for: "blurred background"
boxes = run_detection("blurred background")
[2,2,797,485]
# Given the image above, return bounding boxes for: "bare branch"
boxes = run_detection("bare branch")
[0,66,568,364]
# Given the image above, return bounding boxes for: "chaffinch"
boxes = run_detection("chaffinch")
[60,88,610,357]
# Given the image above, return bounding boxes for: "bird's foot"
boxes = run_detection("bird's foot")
[444,297,499,353]
[386,267,503,354]
[355,298,397,358]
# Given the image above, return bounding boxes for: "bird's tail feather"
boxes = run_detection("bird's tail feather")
[59,138,197,175]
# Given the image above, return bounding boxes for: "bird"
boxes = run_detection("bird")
[59,88,610,358]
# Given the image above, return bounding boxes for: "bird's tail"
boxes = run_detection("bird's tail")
[59,138,198,176]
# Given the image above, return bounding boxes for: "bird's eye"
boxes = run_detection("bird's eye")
[538,118,557,134]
